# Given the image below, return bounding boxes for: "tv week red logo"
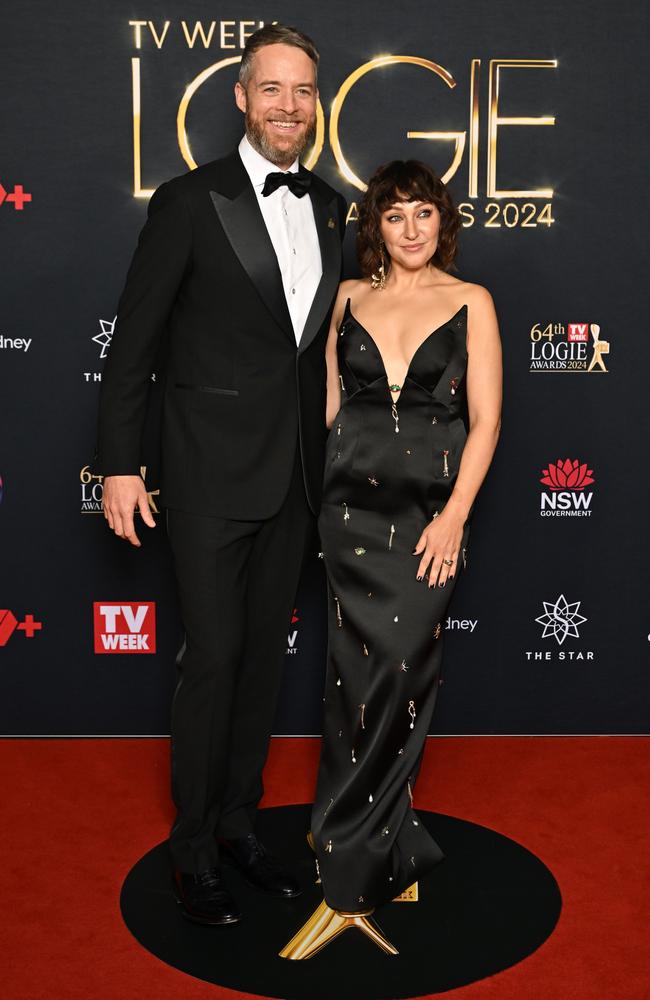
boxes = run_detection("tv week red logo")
[567,323,590,342]
[93,602,156,653]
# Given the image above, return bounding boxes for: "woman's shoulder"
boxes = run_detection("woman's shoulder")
[439,277,495,320]
[335,277,372,310]
[452,281,499,344]
[452,277,494,306]
[330,278,369,331]
[337,277,370,297]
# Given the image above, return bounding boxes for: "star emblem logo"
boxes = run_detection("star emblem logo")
[92,316,116,359]
[535,594,587,645]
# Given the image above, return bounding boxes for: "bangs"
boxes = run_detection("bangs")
[374,162,439,213]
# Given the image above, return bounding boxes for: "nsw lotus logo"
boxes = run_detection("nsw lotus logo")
[540,458,594,518]
[541,459,594,491]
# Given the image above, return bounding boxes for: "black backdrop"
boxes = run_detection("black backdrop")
[1,0,649,736]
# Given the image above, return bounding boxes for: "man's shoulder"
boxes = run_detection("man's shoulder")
[156,151,243,200]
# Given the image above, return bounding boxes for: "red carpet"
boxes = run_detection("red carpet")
[1,737,648,1000]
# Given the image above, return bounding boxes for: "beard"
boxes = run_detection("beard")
[245,108,316,167]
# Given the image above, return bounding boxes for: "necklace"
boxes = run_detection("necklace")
[389,383,401,392]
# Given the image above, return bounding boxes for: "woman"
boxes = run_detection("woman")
[281,160,502,959]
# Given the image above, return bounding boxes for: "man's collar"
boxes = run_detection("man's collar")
[238,134,299,189]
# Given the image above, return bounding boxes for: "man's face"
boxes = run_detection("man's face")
[235,43,318,168]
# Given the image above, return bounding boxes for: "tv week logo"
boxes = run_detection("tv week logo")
[93,602,156,653]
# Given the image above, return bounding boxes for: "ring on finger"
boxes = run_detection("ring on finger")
[443,557,454,567]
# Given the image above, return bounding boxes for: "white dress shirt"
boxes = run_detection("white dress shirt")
[238,135,322,345]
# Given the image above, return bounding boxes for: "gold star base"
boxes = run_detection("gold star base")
[278,899,399,960]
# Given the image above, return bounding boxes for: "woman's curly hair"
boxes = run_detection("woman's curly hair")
[357,160,461,278]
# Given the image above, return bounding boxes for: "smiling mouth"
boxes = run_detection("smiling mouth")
[268,120,301,131]
[401,243,426,251]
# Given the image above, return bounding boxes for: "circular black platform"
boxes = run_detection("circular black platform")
[120,805,561,999]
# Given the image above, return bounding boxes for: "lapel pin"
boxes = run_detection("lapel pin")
[327,217,336,229]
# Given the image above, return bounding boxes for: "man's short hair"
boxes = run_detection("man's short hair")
[239,24,319,86]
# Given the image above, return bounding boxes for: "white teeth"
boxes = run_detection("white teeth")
[270,121,298,129]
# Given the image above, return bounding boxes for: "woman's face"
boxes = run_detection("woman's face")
[379,200,441,272]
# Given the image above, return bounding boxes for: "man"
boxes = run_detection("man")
[96,24,346,926]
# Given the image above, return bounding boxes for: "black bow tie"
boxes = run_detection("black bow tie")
[261,169,311,199]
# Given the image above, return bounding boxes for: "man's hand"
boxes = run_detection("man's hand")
[102,475,156,547]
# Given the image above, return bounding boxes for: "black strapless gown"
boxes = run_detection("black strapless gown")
[311,297,471,912]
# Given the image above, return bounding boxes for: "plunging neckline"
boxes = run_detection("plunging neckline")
[343,299,467,402]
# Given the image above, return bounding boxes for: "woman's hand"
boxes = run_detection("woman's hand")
[413,508,465,588]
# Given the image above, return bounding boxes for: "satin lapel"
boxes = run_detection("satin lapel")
[209,165,293,342]
[298,190,342,355]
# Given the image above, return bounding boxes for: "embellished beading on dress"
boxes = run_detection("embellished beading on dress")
[312,298,471,911]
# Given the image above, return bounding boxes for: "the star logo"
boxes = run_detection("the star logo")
[535,595,587,645]
[92,316,116,359]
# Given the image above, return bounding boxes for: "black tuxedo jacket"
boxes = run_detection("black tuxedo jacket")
[95,150,346,518]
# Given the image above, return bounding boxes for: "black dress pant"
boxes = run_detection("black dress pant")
[165,452,312,873]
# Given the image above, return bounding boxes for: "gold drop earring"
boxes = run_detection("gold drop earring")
[371,240,387,290]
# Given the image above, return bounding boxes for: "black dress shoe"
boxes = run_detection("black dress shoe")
[220,834,302,898]
[173,867,241,925]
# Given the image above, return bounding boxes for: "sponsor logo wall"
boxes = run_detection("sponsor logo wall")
[1,0,649,735]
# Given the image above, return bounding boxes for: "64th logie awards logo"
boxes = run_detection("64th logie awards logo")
[529,322,610,373]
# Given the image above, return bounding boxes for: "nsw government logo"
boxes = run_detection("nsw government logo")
[286,608,300,656]
[540,458,594,517]
[93,602,156,653]
[526,594,592,662]
[529,322,610,373]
